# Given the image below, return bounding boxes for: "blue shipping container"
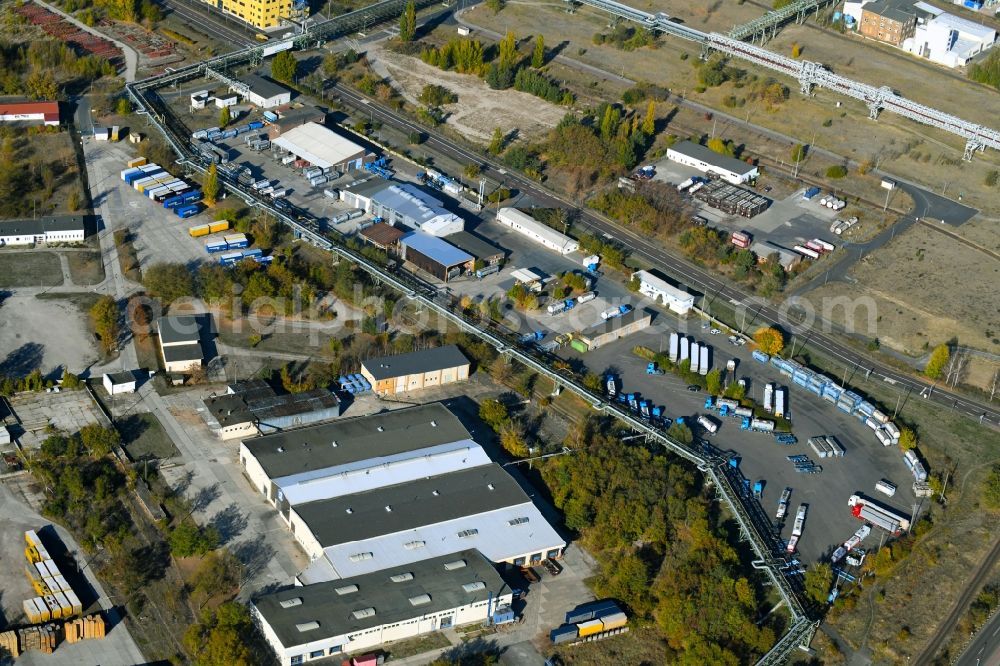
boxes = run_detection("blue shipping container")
[803,186,821,200]
[176,204,200,218]
[249,121,264,130]
[263,111,278,122]
[205,241,228,253]
[218,251,243,265]
[241,248,263,259]
[226,238,249,249]
[121,167,143,182]
[181,190,203,204]
[163,193,187,209]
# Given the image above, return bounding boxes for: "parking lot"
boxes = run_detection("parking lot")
[87,139,215,269]
[650,158,845,253]
[571,324,920,565]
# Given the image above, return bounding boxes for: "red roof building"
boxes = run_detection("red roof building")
[0,101,60,126]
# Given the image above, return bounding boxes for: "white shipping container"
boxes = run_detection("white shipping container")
[690,342,701,373]
[699,345,710,376]
[669,332,679,362]
[875,480,896,497]
[763,383,774,412]
[680,336,690,362]
[774,387,787,418]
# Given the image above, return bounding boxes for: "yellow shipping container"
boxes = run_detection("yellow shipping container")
[577,618,604,637]
[64,589,83,616]
[111,126,120,141]
[23,598,48,624]
[209,221,230,233]
[53,591,74,617]
[44,560,60,577]
[52,574,71,593]
[25,530,48,563]
[597,611,627,630]
[189,225,211,238]
[43,595,62,619]
[127,157,147,168]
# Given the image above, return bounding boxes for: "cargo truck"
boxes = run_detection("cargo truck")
[669,332,679,362]
[774,387,787,418]
[776,487,791,520]
[792,504,807,537]
[699,345,710,375]
[547,301,567,315]
[600,304,632,320]
[577,291,596,304]
[848,494,909,534]
[802,186,821,200]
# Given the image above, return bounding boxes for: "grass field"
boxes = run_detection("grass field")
[547,626,669,665]
[0,251,63,288]
[119,412,179,461]
[801,222,1000,356]
[66,251,105,286]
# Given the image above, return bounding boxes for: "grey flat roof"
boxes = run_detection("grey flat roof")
[244,73,289,100]
[864,0,916,22]
[251,389,340,420]
[580,308,649,337]
[443,231,505,261]
[157,315,202,345]
[670,140,755,176]
[243,402,471,479]
[362,344,469,381]
[253,549,507,649]
[293,463,530,547]
[0,215,84,237]
[162,343,203,363]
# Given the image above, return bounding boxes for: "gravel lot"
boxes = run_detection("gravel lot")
[0,294,100,379]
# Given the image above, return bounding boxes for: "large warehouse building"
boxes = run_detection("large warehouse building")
[340,180,464,237]
[239,404,478,509]
[273,122,368,173]
[495,208,578,255]
[666,141,758,185]
[399,231,473,282]
[632,270,695,315]
[237,403,565,584]
[253,549,512,666]
[289,463,565,581]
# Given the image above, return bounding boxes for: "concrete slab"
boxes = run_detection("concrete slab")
[10,390,105,448]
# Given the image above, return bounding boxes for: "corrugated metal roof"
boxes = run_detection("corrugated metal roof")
[667,140,756,176]
[443,230,505,261]
[242,74,289,100]
[497,208,578,252]
[401,230,475,267]
[272,122,364,169]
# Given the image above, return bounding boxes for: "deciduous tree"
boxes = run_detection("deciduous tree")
[753,326,784,355]
[203,163,219,205]
[925,343,950,380]
[270,51,298,83]
[531,35,545,68]
[399,0,416,42]
[90,295,119,353]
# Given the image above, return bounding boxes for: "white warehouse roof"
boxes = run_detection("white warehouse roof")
[299,501,563,583]
[632,270,695,309]
[496,208,579,254]
[275,440,491,506]
[272,122,364,170]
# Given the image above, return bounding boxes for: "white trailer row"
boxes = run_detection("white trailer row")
[808,436,846,459]
[667,332,711,375]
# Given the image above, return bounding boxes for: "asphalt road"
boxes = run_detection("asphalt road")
[328,82,1000,430]
[956,607,1000,666]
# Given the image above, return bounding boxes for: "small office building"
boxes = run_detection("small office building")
[751,241,800,270]
[360,345,470,396]
[495,208,578,255]
[399,231,474,282]
[666,140,759,185]
[240,74,292,109]
[157,315,206,374]
[252,550,513,666]
[341,181,464,237]
[0,216,85,246]
[631,270,695,315]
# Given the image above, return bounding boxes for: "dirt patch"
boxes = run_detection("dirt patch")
[800,222,1000,356]
[368,43,566,143]
[66,250,106,286]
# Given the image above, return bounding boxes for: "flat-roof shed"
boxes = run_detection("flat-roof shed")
[359,222,406,251]
[444,230,505,266]
[239,74,291,109]
[272,122,366,172]
[632,270,695,315]
[496,208,578,255]
[400,231,474,282]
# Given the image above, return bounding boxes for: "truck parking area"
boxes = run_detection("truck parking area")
[574,325,920,565]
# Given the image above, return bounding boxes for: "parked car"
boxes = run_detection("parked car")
[687,385,701,392]
[542,559,563,576]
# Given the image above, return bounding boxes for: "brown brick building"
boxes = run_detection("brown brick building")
[859,0,917,45]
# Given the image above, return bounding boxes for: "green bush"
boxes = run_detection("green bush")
[826,165,848,179]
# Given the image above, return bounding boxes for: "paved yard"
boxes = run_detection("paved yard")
[9,389,107,448]
[0,293,101,380]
